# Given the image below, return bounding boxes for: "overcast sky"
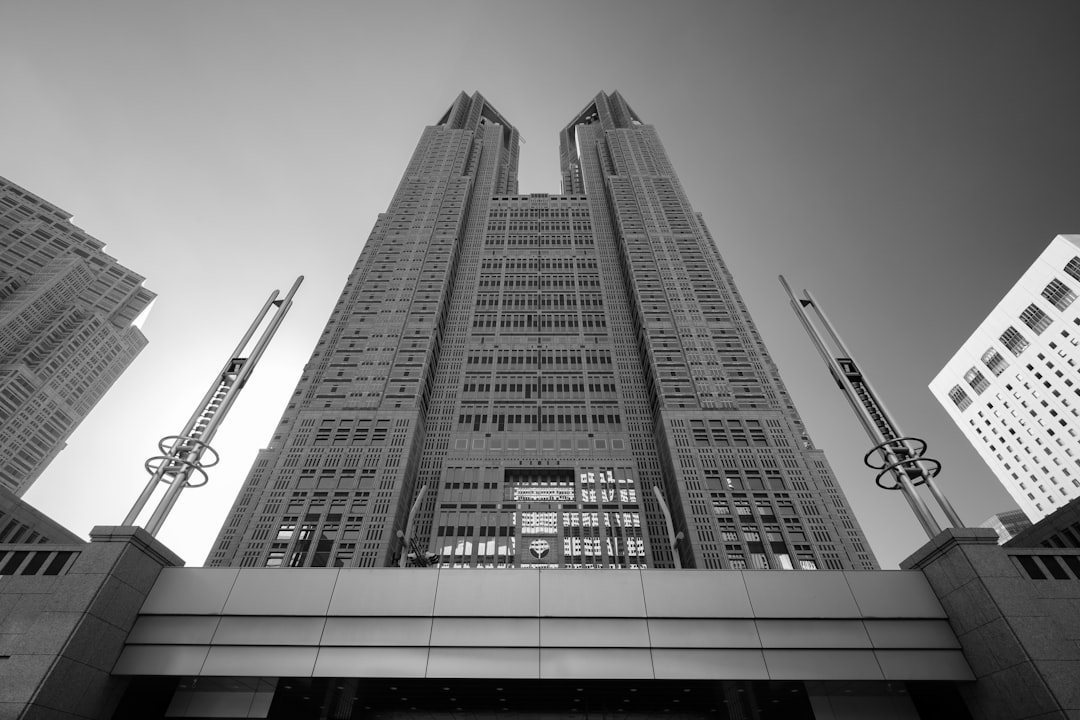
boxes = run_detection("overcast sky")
[4,1,1079,569]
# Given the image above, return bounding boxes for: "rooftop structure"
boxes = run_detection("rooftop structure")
[979,509,1033,544]
[0,485,82,545]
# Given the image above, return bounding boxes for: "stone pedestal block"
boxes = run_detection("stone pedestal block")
[903,528,1080,720]
[0,526,182,720]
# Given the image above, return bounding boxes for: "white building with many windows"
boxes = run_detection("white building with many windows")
[931,235,1080,522]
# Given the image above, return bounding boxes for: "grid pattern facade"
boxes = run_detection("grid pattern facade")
[208,92,876,571]
[931,235,1080,522]
[0,177,154,495]
[0,486,83,545]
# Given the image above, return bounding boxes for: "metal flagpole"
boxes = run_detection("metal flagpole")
[124,277,303,536]
[779,276,962,539]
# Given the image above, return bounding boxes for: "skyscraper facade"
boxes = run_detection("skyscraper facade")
[0,176,154,495]
[931,235,1080,522]
[209,92,876,571]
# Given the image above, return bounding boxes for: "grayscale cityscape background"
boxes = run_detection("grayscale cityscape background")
[3,1,1080,570]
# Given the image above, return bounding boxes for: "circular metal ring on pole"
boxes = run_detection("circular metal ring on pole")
[874,457,942,490]
[143,456,211,488]
[863,437,928,470]
[142,457,179,485]
[156,435,221,468]
[862,435,942,490]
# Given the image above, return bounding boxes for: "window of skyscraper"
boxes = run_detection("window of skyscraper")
[1041,278,1077,311]
[964,368,991,395]
[1019,304,1052,335]
[1065,256,1080,283]
[1000,326,1030,356]
[981,348,1009,376]
[948,385,973,411]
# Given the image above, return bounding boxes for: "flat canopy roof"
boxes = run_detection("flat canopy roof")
[115,567,972,682]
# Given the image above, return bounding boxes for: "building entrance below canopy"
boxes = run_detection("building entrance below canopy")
[114,677,972,719]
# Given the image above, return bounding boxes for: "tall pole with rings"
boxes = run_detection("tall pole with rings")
[123,277,303,537]
[779,276,963,539]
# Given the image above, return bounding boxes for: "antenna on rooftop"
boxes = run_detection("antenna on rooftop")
[780,276,963,539]
[123,276,303,537]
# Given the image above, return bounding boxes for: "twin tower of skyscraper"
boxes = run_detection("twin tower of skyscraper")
[207,91,877,571]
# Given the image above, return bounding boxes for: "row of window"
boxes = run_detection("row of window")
[479,259,597,271]
[950,259,1080,410]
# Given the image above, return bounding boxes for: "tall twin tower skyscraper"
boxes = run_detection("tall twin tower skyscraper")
[209,92,877,571]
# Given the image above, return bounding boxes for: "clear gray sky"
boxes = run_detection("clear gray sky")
[4,1,1079,569]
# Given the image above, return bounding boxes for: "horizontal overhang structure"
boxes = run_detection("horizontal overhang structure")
[115,568,973,682]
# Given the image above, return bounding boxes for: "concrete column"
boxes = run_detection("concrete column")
[902,527,1080,720]
[0,526,182,720]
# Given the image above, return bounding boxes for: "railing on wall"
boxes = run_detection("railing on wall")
[1005,548,1080,580]
[0,544,83,576]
